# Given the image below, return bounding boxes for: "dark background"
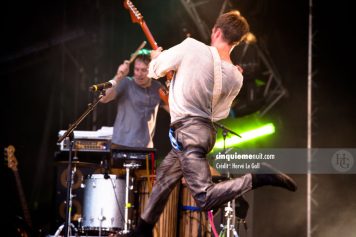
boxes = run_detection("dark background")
[1,0,355,236]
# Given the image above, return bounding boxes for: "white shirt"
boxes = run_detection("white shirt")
[148,38,243,123]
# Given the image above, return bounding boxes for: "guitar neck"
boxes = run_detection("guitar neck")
[140,21,158,50]
[123,0,172,105]
[13,170,32,228]
[140,20,174,82]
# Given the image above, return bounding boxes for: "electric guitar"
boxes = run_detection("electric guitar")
[123,0,172,106]
[6,145,33,230]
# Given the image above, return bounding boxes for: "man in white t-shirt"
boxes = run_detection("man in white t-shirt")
[133,11,297,237]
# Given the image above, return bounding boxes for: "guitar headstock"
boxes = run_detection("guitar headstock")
[123,0,143,24]
[5,145,18,171]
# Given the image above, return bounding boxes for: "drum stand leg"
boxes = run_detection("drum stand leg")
[120,162,140,235]
[54,223,78,237]
[98,210,106,237]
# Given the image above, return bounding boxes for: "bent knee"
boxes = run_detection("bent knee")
[193,193,211,211]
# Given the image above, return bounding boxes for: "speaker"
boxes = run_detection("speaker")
[51,162,99,233]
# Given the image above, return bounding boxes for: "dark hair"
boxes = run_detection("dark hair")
[214,10,250,46]
[135,54,151,65]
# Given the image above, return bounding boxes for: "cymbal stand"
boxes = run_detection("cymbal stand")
[57,90,105,237]
[120,162,141,235]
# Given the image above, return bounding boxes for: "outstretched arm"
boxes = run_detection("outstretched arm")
[148,41,186,79]
[100,60,130,103]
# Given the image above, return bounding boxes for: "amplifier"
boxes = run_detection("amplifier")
[57,127,113,152]
[59,138,111,152]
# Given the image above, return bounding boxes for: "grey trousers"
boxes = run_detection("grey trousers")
[141,117,252,224]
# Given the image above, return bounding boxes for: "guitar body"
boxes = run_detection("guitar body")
[124,0,171,106]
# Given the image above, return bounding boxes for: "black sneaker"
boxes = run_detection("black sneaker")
[251,162,297,192]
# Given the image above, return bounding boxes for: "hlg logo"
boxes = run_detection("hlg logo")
[331,150,354,172]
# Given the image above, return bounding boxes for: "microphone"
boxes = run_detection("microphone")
[89,80,117,92]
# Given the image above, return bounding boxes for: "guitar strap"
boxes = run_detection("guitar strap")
[209,46,222,120]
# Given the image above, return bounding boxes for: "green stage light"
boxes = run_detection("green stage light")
[213,123,275,148]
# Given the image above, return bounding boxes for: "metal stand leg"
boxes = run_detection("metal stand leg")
[215,123,242,237]
[222,198,239,237]
[120,162,140,235]
[54,223,78,237]
[54,164,78,237]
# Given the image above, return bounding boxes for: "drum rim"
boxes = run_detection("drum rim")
[80,226,120,231]
[85,173,123,179]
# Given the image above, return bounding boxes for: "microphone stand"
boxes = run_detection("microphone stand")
[213,122,241,138]
[57,90,106,237]
[214,122,240,237]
